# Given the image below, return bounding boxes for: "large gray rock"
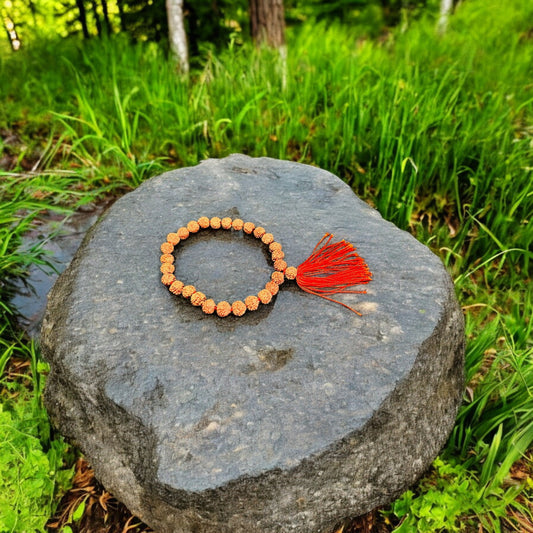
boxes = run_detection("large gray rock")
[41,155,464,533]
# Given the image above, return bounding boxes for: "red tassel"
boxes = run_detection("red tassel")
[296,233,372,315]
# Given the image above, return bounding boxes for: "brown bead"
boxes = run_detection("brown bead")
[187,220,200,233]
[182,285,196,298]
[258,289,272,304]
[261,232,274,245]
[221,217,233,229]
[190,291,206,306]
[232,300,246,316]
[169,280,184,295]
[285,266,298,280]
[161,273,176,286]
[243,222,255,234]
[198,216,210,229]
[232,218,244,231]
[160,242,174,254]
[271,271,285,285]
[160,263,175,274]
[245,295,260,311]
[216,301,232,317]
[202,298,216,314]
[160,254,174,264]
[177,227,189,240]
[166,232,180,245]
[253,226,266,239]
[210,217,221,229]
[265,281,279,296]
[274,259,287,272]
[271,249,285,261]
[269,242,282,252]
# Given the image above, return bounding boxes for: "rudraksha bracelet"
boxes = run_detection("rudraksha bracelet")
[160,216,372,317]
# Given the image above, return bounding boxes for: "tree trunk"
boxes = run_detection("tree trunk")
[117,0,126,33]
[28,0,38,27]
[101,0,111,34]
[75,0,90,39]
[90,0,102,37]
[437,0,454,33]
[249,0,285,48]
[3,15,21,50]
[166,0,189,73]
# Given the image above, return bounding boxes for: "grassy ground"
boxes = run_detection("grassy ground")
[1,0,532,531]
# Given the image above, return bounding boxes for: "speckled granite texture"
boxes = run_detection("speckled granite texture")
[41,155,464,533]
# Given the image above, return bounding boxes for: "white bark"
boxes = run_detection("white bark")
[437,0,454,33]
[166,0,188,73]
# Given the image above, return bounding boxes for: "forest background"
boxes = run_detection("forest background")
[1,0,532,531]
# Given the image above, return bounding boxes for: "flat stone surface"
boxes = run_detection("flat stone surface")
[41,155,464,533]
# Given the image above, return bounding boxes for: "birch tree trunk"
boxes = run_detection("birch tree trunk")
[3,15,21,50]
[249,0,285,48]
[166,0,189,74]
[437,0,454,33]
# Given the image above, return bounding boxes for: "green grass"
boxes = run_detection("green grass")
[0,0,532,530]
[0,171,88,532]
[0,334,73,533]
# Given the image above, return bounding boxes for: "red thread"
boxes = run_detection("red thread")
[296,233,372,315]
